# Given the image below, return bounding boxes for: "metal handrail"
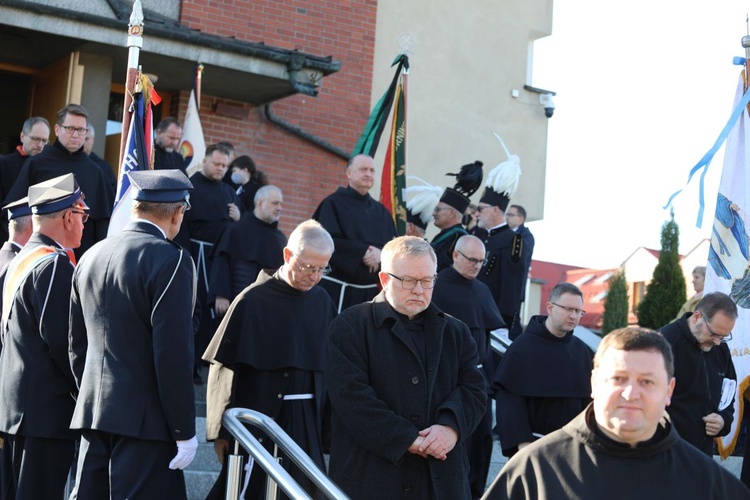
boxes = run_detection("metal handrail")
[222,407,350,500]
[490,328,512,356]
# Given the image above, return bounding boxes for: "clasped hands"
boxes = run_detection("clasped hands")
[362,246,381,274]
[408,424,458,461]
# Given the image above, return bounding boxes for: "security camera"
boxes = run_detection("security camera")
[539,93,555,118]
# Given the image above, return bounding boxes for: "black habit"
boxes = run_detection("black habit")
[209,212,286,301]
[0,148,28,243]
[492,315,593,457]
[204,269,335,499]
[153,143,186,172]
[312,186,396,310]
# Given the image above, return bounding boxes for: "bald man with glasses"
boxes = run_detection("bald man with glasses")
[491,282,594,458]
[659,292,738,456]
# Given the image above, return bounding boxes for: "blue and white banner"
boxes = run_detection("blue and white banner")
[706,74,750,457]
[108,91,148,236]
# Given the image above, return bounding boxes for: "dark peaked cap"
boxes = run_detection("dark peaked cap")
[3,197,31,220]
[128,169,193,203]
[28,173,84,215]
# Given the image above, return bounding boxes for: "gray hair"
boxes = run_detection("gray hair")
[381,236,435,273]
[287,219,334,256]
[254,185,282,205]
[22,117,50,134]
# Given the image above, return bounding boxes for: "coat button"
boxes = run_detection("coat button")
[402,484,412,492]
[277,394,283,399]
[410,415,418,421]
[175,429,181,434]
[283,372,289,377]
[411,376,419,384]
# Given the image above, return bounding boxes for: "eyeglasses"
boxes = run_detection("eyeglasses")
[505,213,519,218]
[64,209,89,223]
[59,125,89,135]
[27,136,49,144]
[456,250,487,266]
[433,206,453,213]
[702,318,732,343]
[550,302,586,316]
[476,205,493,212]
[387,273,438,290]
[294,260,332,276]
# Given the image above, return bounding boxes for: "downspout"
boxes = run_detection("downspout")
[263,104,350,160]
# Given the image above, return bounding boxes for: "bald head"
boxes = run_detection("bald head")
[452,235,486,280]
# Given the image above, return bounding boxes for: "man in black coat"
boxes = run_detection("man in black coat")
[0,116,50,243]
[83,124,117,201]
[0,173,87,499]
[5,104,112,259]
[204,219,336,499]
[325,236,486,499]
[659,292,738,456]
[209,185,286,316]
[313,154,397,312]
[431,235,504,499]
[68,170,197,498]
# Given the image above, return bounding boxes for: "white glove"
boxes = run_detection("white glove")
[169,436,198,470]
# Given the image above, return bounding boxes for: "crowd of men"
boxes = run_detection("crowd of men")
[0,103,747,499]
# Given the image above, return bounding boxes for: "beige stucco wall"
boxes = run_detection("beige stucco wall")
[370,0,553,237]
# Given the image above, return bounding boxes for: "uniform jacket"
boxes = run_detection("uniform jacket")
[69,220,197,442]
[325,292,487,499]
[477,224,532,318]
[0,233,77,439]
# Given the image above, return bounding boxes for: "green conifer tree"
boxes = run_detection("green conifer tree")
[636,212,687,328]
[602,269,629,335]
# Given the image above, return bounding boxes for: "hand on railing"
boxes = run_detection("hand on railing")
[169,436,198,470]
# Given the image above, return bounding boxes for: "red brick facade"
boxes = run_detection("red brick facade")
[177,0,378,234]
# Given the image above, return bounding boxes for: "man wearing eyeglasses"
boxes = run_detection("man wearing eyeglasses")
[325,236,486,499]
[203,219,336,499]
[5,104,113,259]
[0,173,87,499]
[658,292,738,456]
[491,282,594,458]
[0,116,50,243]
[431,235,504,499]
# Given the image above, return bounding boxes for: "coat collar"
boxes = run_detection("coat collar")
[370,291,448,373]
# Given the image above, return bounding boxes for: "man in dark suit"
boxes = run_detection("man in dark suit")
[0,173,87,499]
[68,170,197,498]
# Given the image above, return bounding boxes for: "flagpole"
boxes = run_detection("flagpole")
[196,63,204,109]
[119,0,144,168]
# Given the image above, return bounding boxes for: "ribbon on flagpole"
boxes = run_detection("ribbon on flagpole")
[663,87,750,227]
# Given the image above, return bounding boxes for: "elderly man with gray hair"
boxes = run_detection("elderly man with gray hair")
[204,219,337,499]
[325,235,487,499]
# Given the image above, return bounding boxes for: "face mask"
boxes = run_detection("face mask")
[231,172,246,185]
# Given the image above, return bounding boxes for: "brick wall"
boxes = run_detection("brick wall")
[178,0,378,235]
